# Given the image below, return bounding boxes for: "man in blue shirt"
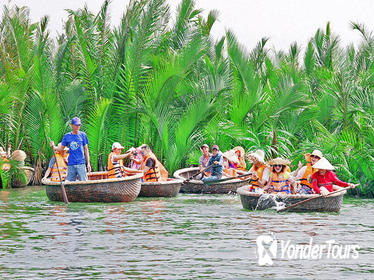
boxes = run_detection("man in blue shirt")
[50,117,91,181]
[201,145,223,183]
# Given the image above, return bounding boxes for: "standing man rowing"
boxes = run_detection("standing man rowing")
[50,117,91,181]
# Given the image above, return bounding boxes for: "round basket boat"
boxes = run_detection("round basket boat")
[237,185,346,212]
[173,167,249,194]
[43,171,142,203]
[12,166,35,188]
[139,178,183,197]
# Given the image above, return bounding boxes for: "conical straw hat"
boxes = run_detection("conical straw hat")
[312,157,334,170]
[223,150,239,163]
[268,157,291,166]
[246,149,265,163]
[12,150,27,162]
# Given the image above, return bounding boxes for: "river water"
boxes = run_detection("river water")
[0,186,373,279]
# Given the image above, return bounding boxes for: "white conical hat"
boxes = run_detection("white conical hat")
[312,157,335,170]
[222,150,239,163]
[246,149,265,163]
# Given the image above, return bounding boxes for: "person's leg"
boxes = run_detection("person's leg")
[201,175,219,183]
[66,165,77,182]
[76,164,88,181]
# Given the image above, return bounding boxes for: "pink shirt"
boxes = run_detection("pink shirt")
[312,170,349,194]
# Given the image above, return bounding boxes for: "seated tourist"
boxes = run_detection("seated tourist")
[311,157,356,196]
[246,150,270,192]
[201,145,224,183]
[199,144,211,177]
[108,142,138,179]
[139,144,161,182]
[222,151,238,177]
[264,157,296,194]
[292,150,322,194]
[43,143,69,182]
[233,146,246,170]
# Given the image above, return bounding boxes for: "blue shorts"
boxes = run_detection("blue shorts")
[66,164,88,181]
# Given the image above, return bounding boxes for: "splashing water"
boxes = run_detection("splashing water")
[255,193,287,211]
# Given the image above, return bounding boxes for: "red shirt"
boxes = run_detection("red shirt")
[312,171,349,194]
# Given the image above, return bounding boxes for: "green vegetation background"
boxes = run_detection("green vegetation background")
[0,0,373,196]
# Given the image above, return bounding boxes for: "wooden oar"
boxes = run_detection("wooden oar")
[51,145,69,204]
[204,172,254,185]
[184,163,215,183]
[277,184,359,212]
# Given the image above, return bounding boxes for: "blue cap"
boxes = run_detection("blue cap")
[71,117,81,125]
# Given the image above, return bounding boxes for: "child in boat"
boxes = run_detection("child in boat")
[292,150,322,194]
[311,157,356,196]
[264,157,296,194]
[43,143,69,182]
[246,150,270,192]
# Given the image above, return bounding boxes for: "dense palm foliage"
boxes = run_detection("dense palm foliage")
[0,0,373,196]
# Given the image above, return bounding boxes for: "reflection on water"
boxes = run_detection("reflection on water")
[0,186,373,279]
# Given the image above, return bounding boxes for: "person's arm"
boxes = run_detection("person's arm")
[258,168,270,187]
[43,168,52,179]
[123,166,143,174]
[312,176,321,194]
[43,158,55,179]
[84,144,91,172]
[330,172,349,187]
[112,151,133,162]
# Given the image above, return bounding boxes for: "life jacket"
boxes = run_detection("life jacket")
[268,170,291,194]
[300,162,317,188]
[224,168,237,177]
[107,152,126,179]
[249,164,266,191]
[50,153,68,182]
[141,154,161,182]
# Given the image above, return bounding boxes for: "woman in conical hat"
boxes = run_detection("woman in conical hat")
[264,157,296,194]
[233,146,246,170]
[246,150,270,192]
[222,150,239,177]
[311,157,356,196]
[292,150,323,194]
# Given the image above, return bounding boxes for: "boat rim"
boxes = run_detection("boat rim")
[236,185,347,198]
[43,171,143,186]
[141,178,184,186]
[173,167,248,185]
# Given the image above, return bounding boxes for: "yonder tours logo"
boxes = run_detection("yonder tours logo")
[256,233,360,266]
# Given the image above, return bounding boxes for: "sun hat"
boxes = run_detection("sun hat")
[222,150,239,163]
[212,145,219,151]
[311,150,323,158]
[140,144,150,149]
[246,149,265,163]
[268,157,291,166]
[112,142,124,150]
[11,150,27,162]
[312,157,335,170]
[201,144,209,149]
[71,117,81,126]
